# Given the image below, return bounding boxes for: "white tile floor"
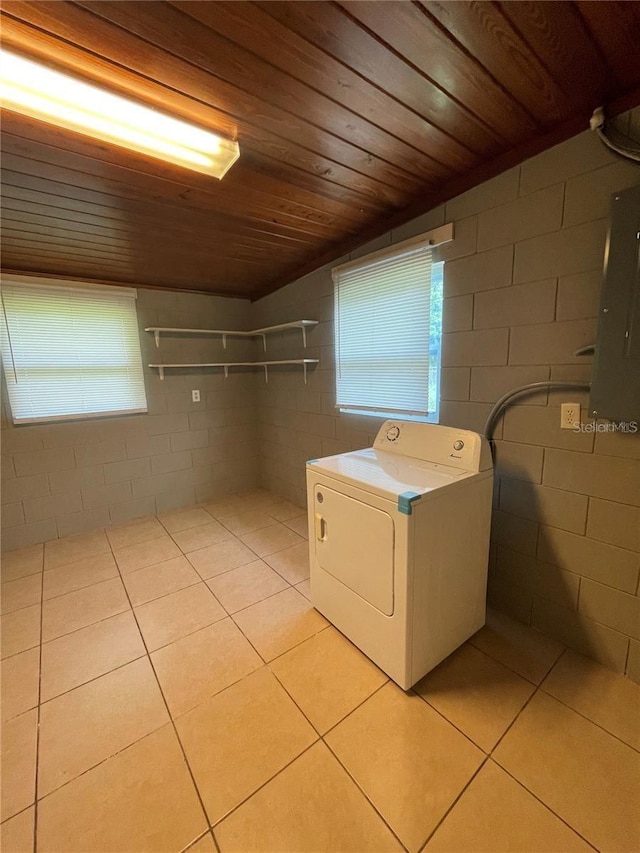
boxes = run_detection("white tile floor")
[2,488,639,852]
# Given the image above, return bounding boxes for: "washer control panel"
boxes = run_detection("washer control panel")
[373,420,491,472]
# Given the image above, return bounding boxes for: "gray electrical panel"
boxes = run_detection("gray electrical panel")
[589,183,640,422]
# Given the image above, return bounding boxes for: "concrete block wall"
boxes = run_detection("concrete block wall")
[252,107,640,682]
[1,288,259,550]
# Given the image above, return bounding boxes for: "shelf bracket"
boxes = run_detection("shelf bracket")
[261,334,267,352]
[263,364,269,384]
[303,362,308,385]
[154,330,160,348]
[222,333,227,350]
[158,366,164,381]
[223,366,229,379]
[302,326,307,348]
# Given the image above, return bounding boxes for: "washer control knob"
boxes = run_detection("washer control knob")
[386,425,400,441]
[453,440,464,451]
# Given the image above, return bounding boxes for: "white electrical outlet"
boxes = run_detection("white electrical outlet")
[561,402,580,430]
[191,389,200,403]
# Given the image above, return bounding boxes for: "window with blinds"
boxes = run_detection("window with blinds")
[1,278,148,424]
[333,237,444,421]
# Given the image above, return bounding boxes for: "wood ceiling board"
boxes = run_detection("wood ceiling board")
[254,0,507,155]
[421,1,573,124]
[1,133,363,239]
[575,1,640,90]
[0,4,417,196]
[72,0,450,186]
[498,1,617,106]
[337,0,539,144]
[170,0,478,174]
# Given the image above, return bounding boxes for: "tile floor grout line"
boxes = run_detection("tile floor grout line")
[487,678,542,757]
[417,755,490,852]
[209,739,321,840]
[467,633,566,686]
[536,682,640,756]
[321,733,411,853]
[104,530,218,852]
[37,601,132,647]
[37,653,147,709]
[490,759,600,852]
[410,688,495,755]
[32,544,45,853]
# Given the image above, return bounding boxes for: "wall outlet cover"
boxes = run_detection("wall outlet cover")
[561,402,580,429]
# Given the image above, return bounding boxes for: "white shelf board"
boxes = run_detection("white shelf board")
[148,358,318,383]
[145,320,318,349]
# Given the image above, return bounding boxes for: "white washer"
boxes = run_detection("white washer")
[306,420,493,689]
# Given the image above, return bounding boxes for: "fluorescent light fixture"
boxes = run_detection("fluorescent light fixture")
[0,49,240,179]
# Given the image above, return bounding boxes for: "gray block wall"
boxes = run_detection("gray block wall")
[252,107,640,682]
[1,288,259,550]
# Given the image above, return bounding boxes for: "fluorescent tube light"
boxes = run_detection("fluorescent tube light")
[0,49,240,179]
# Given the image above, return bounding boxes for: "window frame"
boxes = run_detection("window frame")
[332,225,452,424]
[1,275,148,425]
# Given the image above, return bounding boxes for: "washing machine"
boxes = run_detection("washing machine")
[306,420,493,689]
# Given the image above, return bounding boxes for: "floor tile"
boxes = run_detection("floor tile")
[1,604,40,659]
[42,576,129,642]
[135,583,226,651]
[295,579,311,599]
[415,643,536,752]
[1,544,43,582]
[37,725,207,853]
[214,741,402,852]
[171,520,232,553]
[187,537,257,579]
[1,805,34,853]
[218,510,275,536]
[494,691,640,853]
[177,667,317,824]
[185,833,216,853]
[122,555,200,606]
[424,760,592,852]
[469,608,564,684]
[105,516,166,550]
[42,552,118,600]
[284,514,308,539]
[206,560,288,613]
[38,657,169,798]
[264,542,310,584]
[201,494,249,519]
[239,523,304,557]
[233,587,328,662]
[158,506,213,534]
[542,649,640,751]
[1,573,42,615]
[44,530,109,570]
[265,499,306,522]
[40,610,145,701]
[152,618,262,717]
[326,683,484,852]
[1,646,40,722]
[114,535,181,574]
[1,709,38,821]
[270,627,387,734]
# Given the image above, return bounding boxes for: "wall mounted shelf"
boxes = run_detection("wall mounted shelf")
[145,320,318,350]
[149,359,318,383]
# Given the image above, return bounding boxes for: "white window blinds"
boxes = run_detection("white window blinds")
[1,279,148,424]
[333,240,438,417]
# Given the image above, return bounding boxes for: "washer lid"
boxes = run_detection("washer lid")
[308,447,473,501]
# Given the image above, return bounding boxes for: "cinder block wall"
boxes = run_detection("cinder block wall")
[252,107,640,682]
[1,288,259,550]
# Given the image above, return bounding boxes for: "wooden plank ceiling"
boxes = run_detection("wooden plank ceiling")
[1,1,639,299]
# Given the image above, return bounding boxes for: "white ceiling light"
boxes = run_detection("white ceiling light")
[0,49,240,179]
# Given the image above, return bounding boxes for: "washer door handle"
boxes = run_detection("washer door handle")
[314,512,327,541]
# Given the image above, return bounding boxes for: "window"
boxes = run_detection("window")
[333,233,446,422]
[1,277,147,424]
